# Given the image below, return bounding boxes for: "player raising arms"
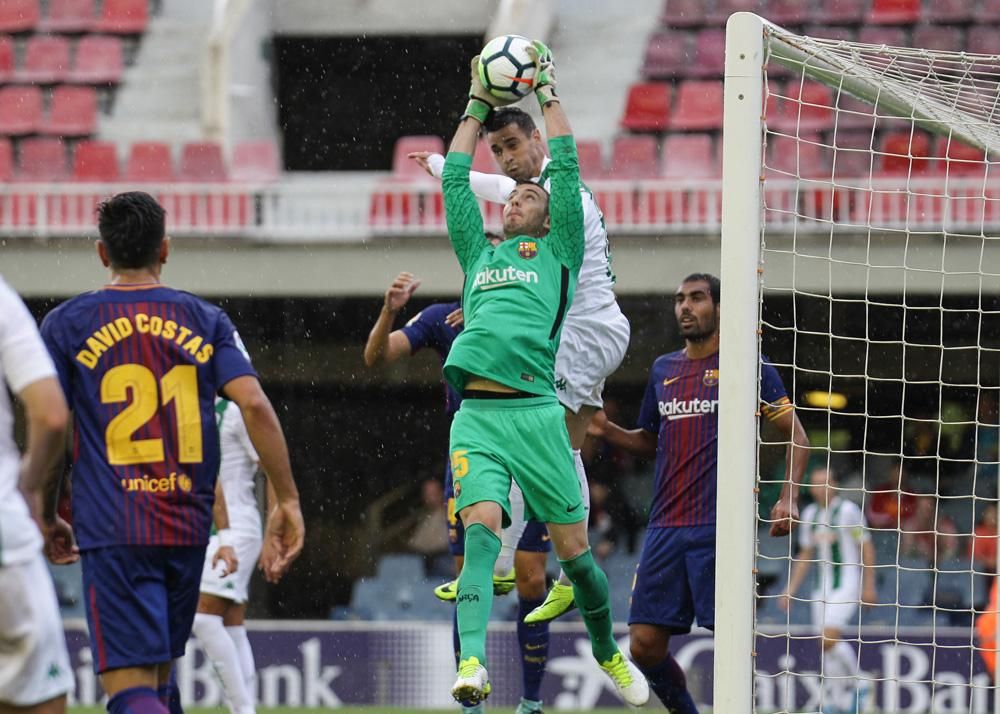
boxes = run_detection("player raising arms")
[412,100,630,627]
[588,273,809,713]
[363,270,553,714]
[40,192,304,714]
[0,275,73,714]
[440,45,648,707]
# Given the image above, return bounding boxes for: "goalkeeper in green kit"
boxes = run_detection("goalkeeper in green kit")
[441,42,649,709]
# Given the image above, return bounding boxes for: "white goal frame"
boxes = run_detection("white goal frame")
[716,11,1000,713]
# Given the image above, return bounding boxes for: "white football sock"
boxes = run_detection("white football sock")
[495,481,528,576]
[192,613,255,714]
[226,625,257,704]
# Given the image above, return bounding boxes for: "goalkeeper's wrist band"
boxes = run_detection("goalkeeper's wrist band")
[463,98,491,124]
[535,87,559,108]
[217,528,233,548]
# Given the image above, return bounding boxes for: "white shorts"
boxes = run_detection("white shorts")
[199,531,262,604]
[811,592,859,630]
[555,302,631,413]
[0,553,73,706]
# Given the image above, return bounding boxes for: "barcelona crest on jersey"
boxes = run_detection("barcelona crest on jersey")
[518,240,538,259]
[703,368,719,386]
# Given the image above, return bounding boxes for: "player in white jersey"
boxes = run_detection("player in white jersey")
[781,468,877,714]
[410,106,631,621]
[190,399,263,714]
[0,275,74,713]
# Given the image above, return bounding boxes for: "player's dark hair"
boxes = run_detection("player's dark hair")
[97,191,166,269]
[683,272,721,305]
[483,106,537,136]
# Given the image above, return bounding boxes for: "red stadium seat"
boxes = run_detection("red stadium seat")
[660,133,717,179]
[669,80,723,131]
[969,26,1000,56]
[576,139,605,179]
[768,133,829,177]
[94,0,148,34]
[42,85,97,136]
[803,24,854,41]
[689,29,726,78]
[911,26,963,54]
[0,138,12,181]
[659,0,704,28]
[70,35,124,84]
[16,137,69,181]
[179,141,227,181]
[706,0,760,24]
[925,0,974,22]
[620,82,670,132]
[0,36,13,83]
[765,0,814,25]
[126,141,174,181]
[0,0,39,33]
[934,136,989,177]
[833,94,877,131]
[879,131,932,175]
[773,81,834,132]
[867,0,921,25]
[231,139,279,182]
[815,0,865,25]
[857,26,907,48]
[17,35,71,84]
[40,0,94,32]
[73,139,119,181]
[391,134,444,178]
[609,135,659,179]
[642,31,689,79]
[0,86,43,135]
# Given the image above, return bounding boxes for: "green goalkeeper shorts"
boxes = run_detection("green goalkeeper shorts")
[449,395,585,527]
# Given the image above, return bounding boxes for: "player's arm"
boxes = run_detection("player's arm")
[363,272,419,367]
[779,544,815,611]
[17,377,69,526]
[410,151,518,205]
[587,409,657,458]
[222,375,303,583]
[211,479,238,576]
[528,43,584,272]
[767,407,810,537]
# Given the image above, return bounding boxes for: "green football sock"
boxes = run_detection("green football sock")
[457,523,502,663]
[559,548,618,662]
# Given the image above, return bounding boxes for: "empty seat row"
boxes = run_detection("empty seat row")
[661,0,999,30]
[0,0,148,35]
[0,34,124,84]
[0,85,97,135]
[0,138,280,182]
[620,80,724,132]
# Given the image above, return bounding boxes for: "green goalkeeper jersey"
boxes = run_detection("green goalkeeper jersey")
[441,134,584,397]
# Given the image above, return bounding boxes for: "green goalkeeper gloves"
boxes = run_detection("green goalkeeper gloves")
[527,40,558,108]
[465,56,516,124]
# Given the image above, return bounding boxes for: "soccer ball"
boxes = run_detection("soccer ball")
[477,35,537,102]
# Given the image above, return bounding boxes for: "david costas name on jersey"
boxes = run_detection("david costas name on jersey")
[658,397,720,420]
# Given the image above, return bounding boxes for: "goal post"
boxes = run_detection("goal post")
[717,11,1000,714]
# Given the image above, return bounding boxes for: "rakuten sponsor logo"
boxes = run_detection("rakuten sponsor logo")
[658,398,719,420]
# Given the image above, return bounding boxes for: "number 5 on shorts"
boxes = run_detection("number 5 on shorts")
[451,450,469,479]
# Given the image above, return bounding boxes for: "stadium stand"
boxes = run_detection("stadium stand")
[231,139,280,182]
[16,136,69,181]
[42,85,98,136]
[867,0,922,25]
[0,137,12,181]
[39,0,96,33]
[391,134,444,178]
[0,36,13,83]
[0,86,43,135]
[72,139,119,181]
[669,79,723,130]
[620,81,671,132]
[609,135,659,178]
[178,141,227,181]
[94,0,148,34]
[69,35,124,84]
[18,34,71,84]
[0,0,40,34]
[126,140,174,182]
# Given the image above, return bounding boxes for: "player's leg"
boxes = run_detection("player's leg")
[821,598,862,714]
[628,527,700,713]
[0,554,73,714]
[222,604,256,707]
[192,595,254,714]
[513,527,551,714]
[493,480,528,589]
[159,547,210,714]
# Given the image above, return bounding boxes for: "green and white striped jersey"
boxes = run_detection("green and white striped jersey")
[799,496,869,594]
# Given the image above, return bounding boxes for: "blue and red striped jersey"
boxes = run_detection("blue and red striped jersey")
[40,285,257,549]
[400,301,462,416]
[637,350,792,527]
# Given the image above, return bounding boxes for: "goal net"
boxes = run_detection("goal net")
[717,13,1000,714]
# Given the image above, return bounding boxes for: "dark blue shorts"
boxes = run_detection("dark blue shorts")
[629,525,715,634]
[444,459,550,556]
[81,544,206,673]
